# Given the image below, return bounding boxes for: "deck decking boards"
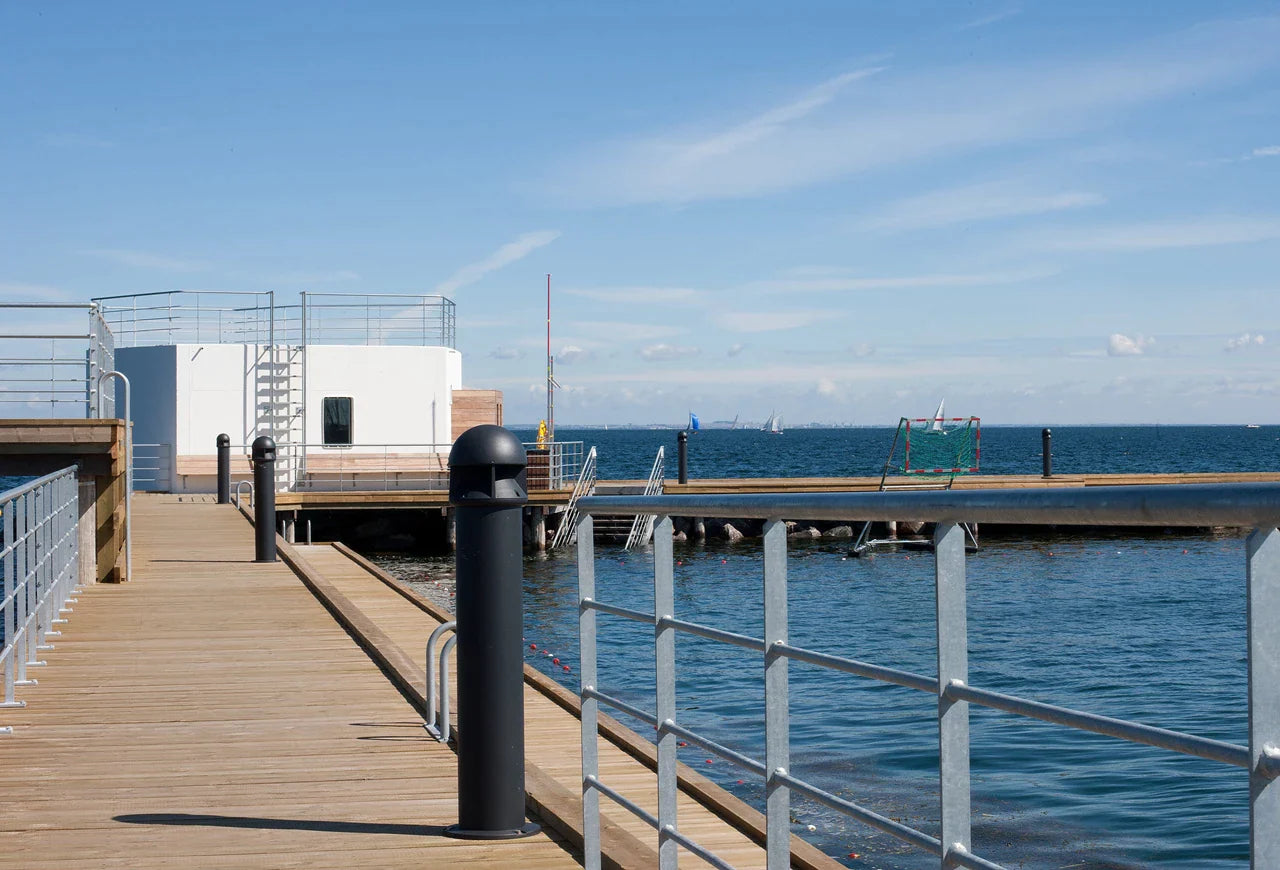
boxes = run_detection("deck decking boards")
[0,495,578,869]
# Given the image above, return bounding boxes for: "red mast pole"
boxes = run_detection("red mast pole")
[546,274,553,440]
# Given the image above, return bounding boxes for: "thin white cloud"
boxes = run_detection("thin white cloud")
[81,248,208,271]
[727,343,746,357]
[435,230,560,295]
[960,7,1021,30]
[716,310,837,333]
[551,17,1280,205]
[638,343,701,361]
[562,286,704,304]
[1041,216,1280,251]
[748,268,1054,293]
[1225,332,1266,351]
[1108,333,1155,356]
[489,346,525,360]
[860,181,1104,231]
[1253,145,1280,158]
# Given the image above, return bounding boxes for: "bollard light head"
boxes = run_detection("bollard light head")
[251,435,277,463]
[448,425,528,506]
[217,433,231,448]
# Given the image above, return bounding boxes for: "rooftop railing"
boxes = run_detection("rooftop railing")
[0,304,115,419]
[574,483,1280,869]
[92,290,456,349]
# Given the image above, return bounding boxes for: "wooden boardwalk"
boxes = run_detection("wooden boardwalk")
[0,495,577,869]
[1,495,837,869]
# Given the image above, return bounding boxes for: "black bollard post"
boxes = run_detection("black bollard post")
[445,425,539,840]
[251,435,277,562]
[677,430,688,484]
[1042,428,1053,478]
[216,433,231,504]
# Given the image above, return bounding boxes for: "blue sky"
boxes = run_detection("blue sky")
[3,1,1278,425]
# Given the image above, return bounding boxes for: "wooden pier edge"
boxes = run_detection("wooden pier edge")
[327,542,843,870]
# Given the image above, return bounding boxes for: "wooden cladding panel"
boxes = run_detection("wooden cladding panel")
[451,390,503,441]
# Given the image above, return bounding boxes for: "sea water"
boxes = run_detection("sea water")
[375,425,1279,869]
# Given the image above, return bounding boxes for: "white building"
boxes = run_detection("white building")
[104,291,498,492]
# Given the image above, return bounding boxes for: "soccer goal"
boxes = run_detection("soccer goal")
[852,409,981,556]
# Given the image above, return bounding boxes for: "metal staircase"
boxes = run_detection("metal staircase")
[254,344,306,490]
[549,446,597,550]
[623,446,665,550]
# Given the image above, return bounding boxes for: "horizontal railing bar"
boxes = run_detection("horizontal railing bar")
[661,822,739,870]
[578,483,1280,527]
[773,770,944,856]
[586,775,660,830]
[661,719,767,777]
[0,303,95,309]
[947,681,1250,768]
[950,846,1015,870]
[583,687,659,728]
[93,290,267,301]
[659,616,767,652]
[0,333,92,340]
[0,360,95,366]
[0,467,80,502]
[774,642,938,693]
[583,598,654,624]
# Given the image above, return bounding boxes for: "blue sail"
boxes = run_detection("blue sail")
[688,413,700,432]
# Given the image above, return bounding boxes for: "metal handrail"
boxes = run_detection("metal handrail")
[2,467,81,733]
[624,446,665,550]
[424,621,457,743]
[577,482,1280,527]
[549,446,597,550]
[575,484,1280,869]
[234,481,253,509]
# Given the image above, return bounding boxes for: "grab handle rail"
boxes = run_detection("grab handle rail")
[424,621,457,743]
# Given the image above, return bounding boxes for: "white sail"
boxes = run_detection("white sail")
[929,399,946,433]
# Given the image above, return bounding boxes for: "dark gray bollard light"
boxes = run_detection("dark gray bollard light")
[1042,428,1053,478]
[251,435,277,562]
[217,433,231,504]
[677,430,688,484]
[445,425,539,840]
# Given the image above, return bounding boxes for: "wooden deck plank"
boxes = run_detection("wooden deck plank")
[0,496,579,869]
[290,542,843,870]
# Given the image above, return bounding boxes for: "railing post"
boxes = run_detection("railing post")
[578,514,601,870]
[1248,527,1280,868]
[763,518,790,870]
[445,425,538,839]
[1041,428,1053,478]
[251,436,277,562]
[654,514,678,869]
[935,521,971,868]
[217,434,231,504]
[677,431,688,485]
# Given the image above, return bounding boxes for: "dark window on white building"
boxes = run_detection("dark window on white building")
[322,396,353,445]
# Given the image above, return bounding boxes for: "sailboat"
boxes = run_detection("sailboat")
[927,399,946,433]
[687,412,700,433]
[762,411,783,435]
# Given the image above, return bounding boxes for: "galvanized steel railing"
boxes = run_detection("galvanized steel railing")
[0,304,115,418]
[574,483,1280,870]
[624,446,665,550]
[1,467,82,734]
[92,290,458,349]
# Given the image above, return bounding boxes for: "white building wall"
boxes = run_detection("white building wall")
[303,345,459,449]
[173,344,252,455]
